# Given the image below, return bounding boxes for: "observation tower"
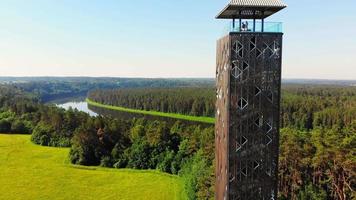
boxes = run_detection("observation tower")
[215,0,287,199]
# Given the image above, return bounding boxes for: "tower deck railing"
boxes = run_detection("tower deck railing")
[223,21,283,34]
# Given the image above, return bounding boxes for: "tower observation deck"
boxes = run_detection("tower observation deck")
[215,0,287,200]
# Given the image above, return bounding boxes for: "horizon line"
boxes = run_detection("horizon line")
[0,76,355,82]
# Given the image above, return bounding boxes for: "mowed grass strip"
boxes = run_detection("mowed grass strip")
[0,134,187,200]
[86,98,215,124]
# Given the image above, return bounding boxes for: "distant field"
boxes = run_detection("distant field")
[0,134,187,200]
[86,98,215,124]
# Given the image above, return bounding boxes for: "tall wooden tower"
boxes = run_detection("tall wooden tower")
[215,0,287,199]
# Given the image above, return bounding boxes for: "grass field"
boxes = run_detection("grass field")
[86,98,215,124]
[0,134,187,200]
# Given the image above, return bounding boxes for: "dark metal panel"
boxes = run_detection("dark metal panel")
[216,32,282,200]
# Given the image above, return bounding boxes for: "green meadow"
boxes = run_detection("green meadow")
[0,134,187,200]
[86,98,215,124]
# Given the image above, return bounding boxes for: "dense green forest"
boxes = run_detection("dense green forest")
[1,77,214,102]
[88,88,216,117]
[89,85,356,129]
[0,82,355,199]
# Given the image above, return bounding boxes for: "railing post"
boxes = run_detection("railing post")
[253,19,256,32]
[253,11,256,32]
[262,11,265,32]
[239,11,242,32]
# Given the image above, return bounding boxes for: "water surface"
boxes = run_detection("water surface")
[57,101,98,117]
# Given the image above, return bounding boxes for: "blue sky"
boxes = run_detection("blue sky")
[0,0,355,79]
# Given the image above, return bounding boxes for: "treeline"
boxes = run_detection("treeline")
[281,85,356,130]
[69,118,215,199]
[0,85,92,146]
[89,85,356,130]
[88,88,216,117]
[0,85,34,134]
[6,77,214,102]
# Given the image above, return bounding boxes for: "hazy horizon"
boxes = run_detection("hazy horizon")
[0,74,355,81]
[1,0,355,80]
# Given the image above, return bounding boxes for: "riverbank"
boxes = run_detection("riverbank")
[86,98,215,124]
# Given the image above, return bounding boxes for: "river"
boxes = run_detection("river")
[56,101,212,127]
[56,101,98,117]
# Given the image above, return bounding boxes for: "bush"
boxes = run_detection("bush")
[39,134,50,146]
[31,123,52,146]
[48,135,71,147]
[11,120,29,134]
[31,123,70,147]
[297,184,327,200]
[127,139,151,169]
[100,156,113,167]
[0,111,15,120]
[113,159,127,169]
[69,126,104,166]
[157,150,175,173]
[179,151,209,200]
[112,143,128,168]
[0,119,11,133]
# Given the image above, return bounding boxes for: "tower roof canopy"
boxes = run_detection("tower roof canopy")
[216,0,287,19]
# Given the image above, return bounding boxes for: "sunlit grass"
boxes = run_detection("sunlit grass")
[86,98,215,124]
[0,134,187,200]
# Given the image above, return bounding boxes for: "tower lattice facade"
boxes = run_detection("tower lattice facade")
[215,1,287,199]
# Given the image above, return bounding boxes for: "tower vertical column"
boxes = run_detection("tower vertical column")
[215,35,231,200]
